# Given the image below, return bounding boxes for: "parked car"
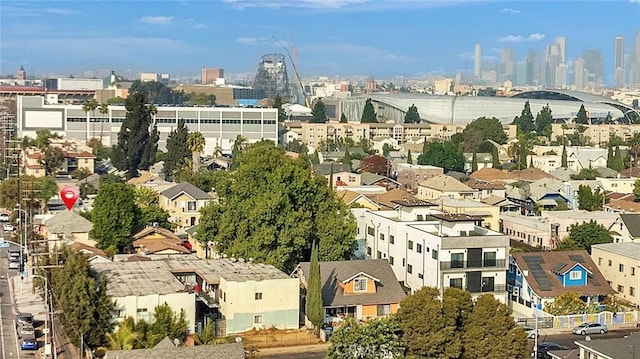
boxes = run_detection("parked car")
[523,326,539,339]
[535,342,568,359]
[20,334,37,350]
[8,261,20,269]
[18,324,35,338]
[7,249,20,258]
[572,322,608,335]
[3,223,14,232]
[0,213,9,222]
[16,312,33,327]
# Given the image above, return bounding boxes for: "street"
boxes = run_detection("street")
[1,227,22,359]
[538,327,639,349]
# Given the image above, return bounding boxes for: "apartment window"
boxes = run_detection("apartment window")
[402,258,405,267]
[136,308,147,313]
[408,240,414,250]
[633,267,636,276]
[254,315,263,324]
[367,227,375,236]
[407,264,413,274]
[513,287,520,296]
[618,285,624,293]
[418,273,423,279]
[417,243,423,253]
[598,258,602,266]
[379,233,385,241]
[483,251,497,267]
[449,278,463,290]
[451,253,464,268]
[367,247,372,255]
[389,256,394,265]
[609,260,612,267]
[620,264,625,272]
[432,249,438,260]
[354,278,367,292]
[223,292,226,302]
[631,287,636,297]
[377,251,382,259]
[255,292,263,300]
[570,271,582,280]
[390,235,395,244]
[187,201,197,211]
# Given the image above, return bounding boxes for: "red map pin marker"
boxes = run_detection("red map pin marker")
[60,187,80,211]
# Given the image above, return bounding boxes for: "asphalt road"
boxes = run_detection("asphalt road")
[538,327,639,349]
[1,228,23,359]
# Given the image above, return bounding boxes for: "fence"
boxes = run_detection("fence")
[552,310,638,329]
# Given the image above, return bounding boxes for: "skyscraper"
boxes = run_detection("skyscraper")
[501,48,515,83]
[574,57,586,91]
[615,36,625,88]
[632,32,640,88]
[583,49,604,90]
[474,43,482,82]
[526,50,538,85]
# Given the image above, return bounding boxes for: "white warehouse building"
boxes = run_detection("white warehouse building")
[16,95,278,155]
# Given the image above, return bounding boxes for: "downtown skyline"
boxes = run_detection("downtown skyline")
[1,0,639,83]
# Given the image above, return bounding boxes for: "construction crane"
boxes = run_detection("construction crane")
[269,36,310,107]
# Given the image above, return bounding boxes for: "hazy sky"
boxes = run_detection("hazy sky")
[1,0,639,79]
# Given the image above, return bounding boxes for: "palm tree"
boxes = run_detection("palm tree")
[98,103,109,143]
[106,324,140,350]
[82,98,99,141]
[172,157,193,182]
[187,132,205,174]
[628,131,640,168]
[133,186,158,208]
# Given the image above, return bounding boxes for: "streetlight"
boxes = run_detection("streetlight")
[32,274,51,358]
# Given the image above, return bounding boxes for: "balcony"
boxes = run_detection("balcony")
[195,289,220,308]
[440,259,506,270]
[467,283,506,294]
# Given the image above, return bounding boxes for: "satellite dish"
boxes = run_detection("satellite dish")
[173,338,180,347]
[235,337,243,343]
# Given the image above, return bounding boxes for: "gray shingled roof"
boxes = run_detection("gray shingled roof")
[105,341,245,359]
[575,331,640,359]
[160,182,212,200]
[44,210,93,235]
[298,259,406,307]
[620,214,640,238]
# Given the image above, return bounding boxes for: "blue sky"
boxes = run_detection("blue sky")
[1,0,639,80]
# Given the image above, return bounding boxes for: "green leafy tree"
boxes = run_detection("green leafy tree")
[340,113,348,123]
[196,141,356,272]
[417,140,465,172]
[462,294,528,359]
[567,124,591,147]
[342,147,353,167]
[565,220,614,253]
[576,104,589,124]
[404,104,420,123]
[163,118,190,181]
[396,287,449,358]
[544,292,586,315]
[139,205,172,229]
[311,98,328,123]
[311,149,320,165]
[111,92,158,178]
[382,143,392,158]
[107,320,141,350]
[407,150,413,165]
[273,94,287,122]
[41,146,65,176]
[491,147,500,168]
[471,152,478,172]
[185,92,216,106]
[577,185,604,211]
[284,139,308,154]
[361,98,378,123]
[146,303,188,347]
[513,101,535,134]
[0,175,56,213]
[327,317,404,359]
[561,144,568,167]
[461,117,508,152]
[230,135,247,170]
[634,179,640,201]
[570,168,600,180]
[129,80,186,104]
[535,105,553,138]
[441,288,473,358]
[50,249,114,349]
[607,144,614,169]
[612,145,624,172]
[508,134,533,170]
[306,240,323,330]
[629,132,640,167]
[187,131,205,174]
[194,321,216,345]
[91,182,139,250]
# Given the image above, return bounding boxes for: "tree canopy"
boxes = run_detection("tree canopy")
[327,317,404,359]
[196,141,356,272]
[460,117,507,152]
[513,101,535,134]
[544,292,588,315]
[361,98,378,123]
[163,118,190,181]
[558,220,613,253]
[575,104,589,124]
[129,80,186,104]
[417,140,465,172]
[359,155,389,175]
[311,98,328,123]
[535,105,553,138]
[577,185,605,211]
[90,181,139,250]
[404,104,420,123]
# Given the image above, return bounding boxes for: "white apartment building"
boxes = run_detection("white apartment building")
[353,199,509,303]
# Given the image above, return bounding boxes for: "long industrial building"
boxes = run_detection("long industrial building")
[337,90,639,125]
[16,96,278,155]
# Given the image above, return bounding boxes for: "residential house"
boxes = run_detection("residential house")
[132,225,191,255]
[509,167,556,183]
[105,339,245,359]
[366,188,423,210]
[159,182,214,229]
[481,195,520,213]
[360,172,401,189]
[338,190,381,210]
[508,250,614,316]
[605,199,640,214]
[572,333,640,359]
[528,146,607,173]
[42,210,95,251]
[463,152,493,173]
[616,214,640,242]
[396,163,443,192]
[294,259,406,326]
[592,242,640,306]
[434,197,500,231]
[564,179,603,209]
[416,174,478,201]
[69,242,111,264]
[469,167,516,184]
[505,178,570,214]
[548,167,578,182]
[464,179,506,200]
[354,202,509,302]
[328,171,361,189]
[22,143,96,177]
[92,257,299,336]
[598,176,636,194]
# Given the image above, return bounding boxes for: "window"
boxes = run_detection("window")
[354,278,367,292]
[620,264,625,272]
[254,315,262,324]
[402,258,405,267]
[255,292,263,300]
[569,270,582,280]
[483,251,497,267]
[451,253,464,268]
[417,243,422,253]
[513,287,520,296]
[389,235,395,244]
[598,257,602,266]
[187,201,197,211]
[367,227,375,236]
[631,287,636,297]
[377,251,382,259]
[389,256,394,265]
[633,267,636,276]
[449,278,463,289]
[408,240,414,250]
[609,260,612,267]
[367,247,372,255]
[618,285,624,293]
[407,264,413,274]
[432,249,438,260]
[136,308,148,313]
[418,273,423,279]
[379,233,385,241]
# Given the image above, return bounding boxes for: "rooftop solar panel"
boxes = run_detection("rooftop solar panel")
[552,262,567,273]
[569,255,584,262]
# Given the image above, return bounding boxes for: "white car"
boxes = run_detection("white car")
[523,326,539,339]
[3,223,14,232]
[0,214,9,222]
[8,261,20,270]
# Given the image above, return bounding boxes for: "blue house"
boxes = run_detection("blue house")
[507,250,614,316]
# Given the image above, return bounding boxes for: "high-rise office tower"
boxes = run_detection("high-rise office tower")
[615,36,625,88]
[526,50,538,85]
[474,43,482,82]
[629,32,640,88]
[583,49,604,89]
[543,37,567,88]
[501,48,515,83]
[574,57,586,91]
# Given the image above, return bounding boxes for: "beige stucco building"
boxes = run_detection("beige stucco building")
[396,163,444,192]
[417,174,478,201]
[159,182,214,229]
[591,242,640,306]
